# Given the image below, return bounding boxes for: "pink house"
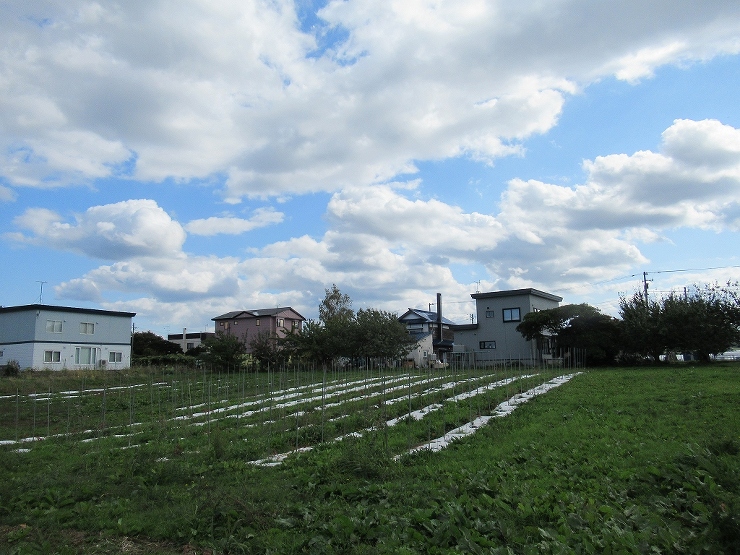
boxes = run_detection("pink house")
[212,307,305,352]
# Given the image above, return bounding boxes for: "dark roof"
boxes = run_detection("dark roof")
[213,310,252,320]
[408,331,433,342]
[0,304,135,317]
[399,308,457,326]
[471,288,562,302]
[449,323,478,331]
[212,307,306,321]
[433,339,455,349]
[249,307,305,319]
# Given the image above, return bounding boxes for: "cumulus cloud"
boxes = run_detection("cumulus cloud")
[42,117,740,327]
[579,119,740,228]
[55,255,241,303]
[185,207,284,236]
[11,199,186,259]
[1,1,739,199]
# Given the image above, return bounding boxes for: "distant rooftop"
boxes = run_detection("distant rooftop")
[471,288,562,302]
[400,308,457,325]
[0,304,136,317]
[212,307,306,321]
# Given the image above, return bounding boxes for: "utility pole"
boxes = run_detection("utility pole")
[642,272,652,303]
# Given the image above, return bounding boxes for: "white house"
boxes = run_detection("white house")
[0,304,136,370]
[403,331,435,367]
[451,289,562,364]
[398,296,456,366]
[167,330,216,352]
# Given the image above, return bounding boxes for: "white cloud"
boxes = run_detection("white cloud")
[1,1,739,199]
[43,117,740,327]
[56,255,241,303]
[579,119,740,229]
[185,207,284,236]
[0,185,15,202]
[11,199,186,259]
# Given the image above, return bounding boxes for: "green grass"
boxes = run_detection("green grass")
[0,365,738,554]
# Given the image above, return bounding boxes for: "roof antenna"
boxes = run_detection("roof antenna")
[36,281,47,304]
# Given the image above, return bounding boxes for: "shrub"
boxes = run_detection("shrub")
[2,360,20,377]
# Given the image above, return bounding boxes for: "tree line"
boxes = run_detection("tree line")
[133,285,414,371]
[517,282,740,365]
[134,281,739,371]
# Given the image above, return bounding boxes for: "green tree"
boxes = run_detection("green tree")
[351,308,415,360]
[281,319,337,367]
[282,286,414,366]
[249,331,284,368]
[660,284,740,361]
[618,293,665,361]
[619,282,740,362]
[516,304,621,365]
[319,283,353,324]
[201,332,246,372]
[132,331,182,357]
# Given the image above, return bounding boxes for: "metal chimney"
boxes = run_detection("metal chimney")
[436,293,442,343]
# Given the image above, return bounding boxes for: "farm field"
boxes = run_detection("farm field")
[0,364,738,554]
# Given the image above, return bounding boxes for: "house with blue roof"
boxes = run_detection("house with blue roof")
[398,294,456,366]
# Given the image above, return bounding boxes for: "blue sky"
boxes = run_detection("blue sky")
[2,1,740,335]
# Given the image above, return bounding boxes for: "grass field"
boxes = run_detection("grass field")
[0,364,738,554]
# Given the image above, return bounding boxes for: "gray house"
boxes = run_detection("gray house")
[0,304,136,370]
[451,289,562,364]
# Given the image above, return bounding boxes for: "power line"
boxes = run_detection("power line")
[553,263,740,296]
[643,264,740,275]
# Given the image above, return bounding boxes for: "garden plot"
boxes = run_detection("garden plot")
[0,368,564,462]
[251,374,536,466]
[400,372,582,457]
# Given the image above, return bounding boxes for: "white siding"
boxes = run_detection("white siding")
[0,305,134,370]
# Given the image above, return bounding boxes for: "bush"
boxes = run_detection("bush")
[2,360,20,377]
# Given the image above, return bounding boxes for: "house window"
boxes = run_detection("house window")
[186,342,195,350]
[292,320,298,330]
[479,341,496,350]
[108,351,123,363]
[423,351,428,358]
[256,319,260,326]
[502,308,521,322]
[278,318,284,328]
[44,350,61,363]
[46,320,63,333]
[79,322,95,335]
[0,350,3,358]
[485,310,495,318]
[75,347,96,365]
